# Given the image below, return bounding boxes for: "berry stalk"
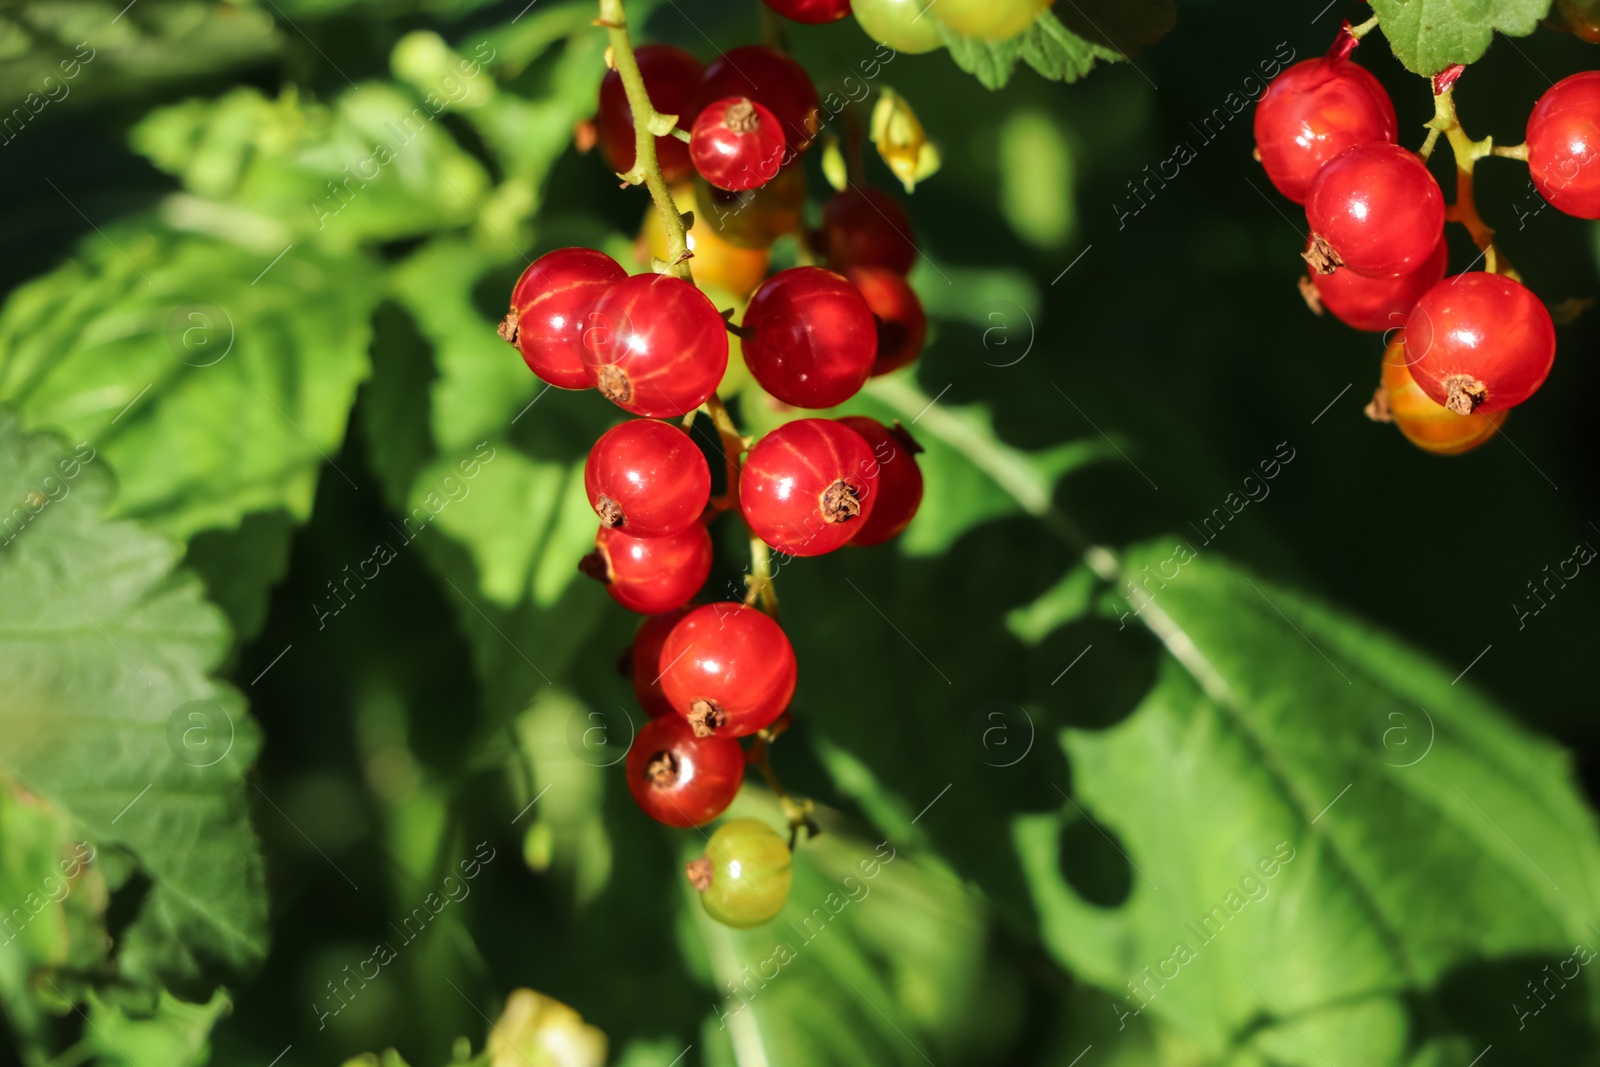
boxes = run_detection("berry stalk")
[597,0,694,281]
[1421,75,1522,279]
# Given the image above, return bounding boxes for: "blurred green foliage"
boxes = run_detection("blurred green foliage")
[3,0,1600,1065]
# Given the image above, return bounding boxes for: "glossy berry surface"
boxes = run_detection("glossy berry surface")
[847,266,927,375]
[744,267,878,408]
[740,418,878,557]
[853,0,944,53]
[931,0,1050,40]
[821,187,918,275]
[582,523,711,615]
[1304,234,1447,333]
[697,46,821,154]
[1527,71,1600,219]
[1254,57,1398,204]
[1305,143,1445,278]
[597,45,703,183]
[660,602,797,738]
[631,606,697,718]
[626,715,744,827]
[691,97,787,192]
[762,0,851,23]
[1403,273,1556,415]
[585,419,711,538]
[687,819,793,928]
[1371,333,1505,455]
[501,248,627,390]
[695,163,807,250]
[583,273,729,417]
[837,417,923,546]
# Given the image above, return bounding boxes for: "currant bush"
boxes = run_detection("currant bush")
[686,819,794,927]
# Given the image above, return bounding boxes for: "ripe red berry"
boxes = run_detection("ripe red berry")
[762,0,851,23]
[630,606,697,718]
[1254,56,1397,204]
[697,46,821,155]
[585,419,711,538]
[1403,273,1556,414]
[1369,332,1506,455]
[500,248,626,390]
[1303,234,1447,333]
[1527,71,1600,219]
[581,523,712,615]
[660,603,797,738]
[820,187,918,275]
[836,417,923,546]
[626,714,744,827]
[1305,143,1445,278]
[740,418,877,557]
[690,97,787,192]
[743,267,878,408]
[583,273,729,417]
[846,266,927,375]
[597,45,703,183]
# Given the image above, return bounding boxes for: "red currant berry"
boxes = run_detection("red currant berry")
[631,606,697,718]
[585,419,711,538]
[740,418,877,556]
[1403,273,1556,415]
[626,714,744,827]
[1527,71,1600,218]
[660,602,797,738]
[695,163,807,250]
[690,97,787,192]
[743,267,878,408]
[1254,56,1397,204]
[762,0,851,23]
[1369,332,1506,455]
[697,46,820,155]
[1305,143,1445,278]
[581,523,712,615]
[846,266,927,375]
[597,45,703,183]
[836,416,923,546]
[583,273,729,417]
[820,187,918,275]
[1303,234,1447,333]
[500,248,626,390]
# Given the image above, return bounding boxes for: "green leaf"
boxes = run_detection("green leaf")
[85,988,231,1067]
[1372,0,1554,76]
[0,226,380,628]
[938,12,1125,90]
[0,414,267,998]
[1023,545,1600,1061]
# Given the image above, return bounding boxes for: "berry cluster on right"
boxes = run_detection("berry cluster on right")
[1253,21,1595,455]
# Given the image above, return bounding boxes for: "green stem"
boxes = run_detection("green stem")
[597,0,693,281]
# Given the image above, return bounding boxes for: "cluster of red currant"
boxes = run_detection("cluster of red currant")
[499,3,930,927]
[1253,23,1597,455]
